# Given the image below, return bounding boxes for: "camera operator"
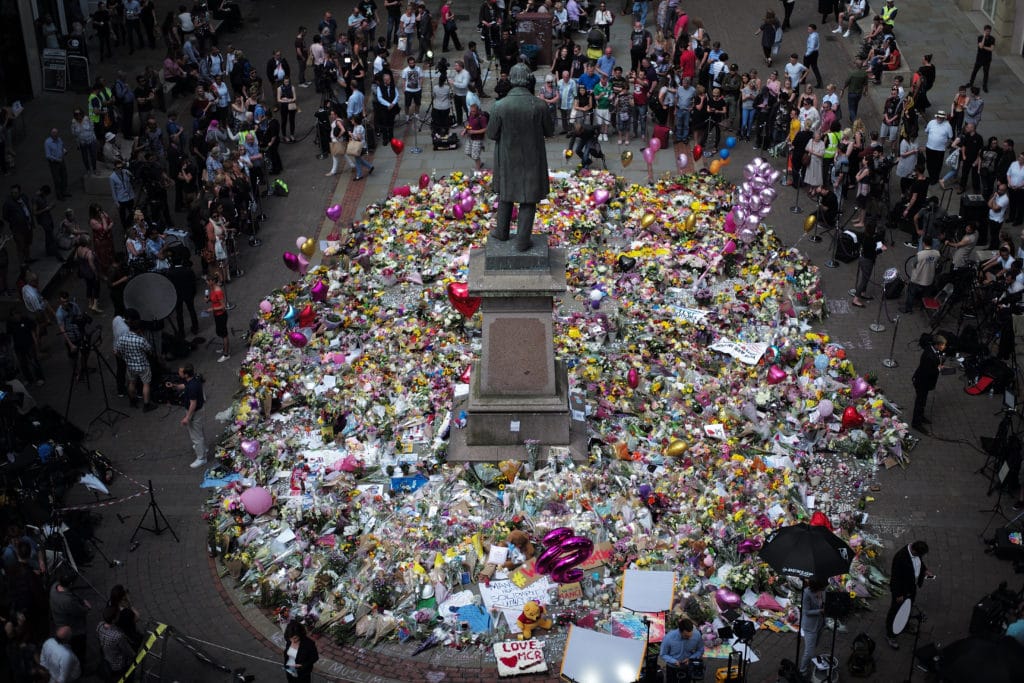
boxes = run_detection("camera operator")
[994,261,1024,361]
[810,184,839,228]
[314,98,333,159]
[56,292,93,384]
[912,196,947,251]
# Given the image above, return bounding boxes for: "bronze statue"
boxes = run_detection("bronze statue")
[486,63,554,252]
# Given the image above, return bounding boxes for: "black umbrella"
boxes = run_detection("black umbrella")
[758,523,854,582]
[937,636,1024,683]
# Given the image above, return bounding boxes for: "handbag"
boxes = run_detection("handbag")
[346,139,363,156]
[329,140,345,156]
[306,52,314,67]
[802,152,811,167]
[945,149,960,170]
[398,36,408,52]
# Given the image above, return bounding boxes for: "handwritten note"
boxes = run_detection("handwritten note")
[479,577,554,634]
[709,339,769,365]
[493,639,548,677]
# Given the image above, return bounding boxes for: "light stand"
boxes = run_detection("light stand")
[871,269,900,333]
[408,51,432,155]
[902,610,926,683]
[824,223,841,269]
[789,165,804,214]
[64,330,129,428]
[882,315,901,368]
[808,197,823,242]
[129,480,180,546]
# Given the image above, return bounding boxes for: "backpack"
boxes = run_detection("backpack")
[848,632,876,677]
[271,178,289,197]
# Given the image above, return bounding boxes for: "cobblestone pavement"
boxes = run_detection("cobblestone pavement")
[5,0,1023,681]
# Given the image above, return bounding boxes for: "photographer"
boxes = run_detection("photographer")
[166,363,207,468]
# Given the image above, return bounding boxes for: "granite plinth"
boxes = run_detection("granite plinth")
[464,359,571,446]
[468,248,566,298]
[483,235,550,271]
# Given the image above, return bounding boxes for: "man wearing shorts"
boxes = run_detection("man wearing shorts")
[206,273,230,362]
[401,56,423,123]
[879,86,901,153]
[593,73,613,142]
[114,317,156,411]
[463,103,488,170]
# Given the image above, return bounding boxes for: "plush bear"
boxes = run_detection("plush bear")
[504,530,536,569]
[517,600,552,640]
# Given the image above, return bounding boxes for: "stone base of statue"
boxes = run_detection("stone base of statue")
[447,235,579,460]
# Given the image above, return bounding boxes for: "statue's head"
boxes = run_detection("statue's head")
[510,63,532,88]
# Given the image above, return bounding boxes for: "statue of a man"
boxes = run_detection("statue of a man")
[486,63,554,252]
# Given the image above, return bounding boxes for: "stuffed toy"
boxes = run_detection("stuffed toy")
[504,530,536,569]
[517,601,552,640]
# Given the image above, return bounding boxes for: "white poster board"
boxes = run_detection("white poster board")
[621,569,676,613]
[479,577,554,634]
[493,639,548,677]
[560,625,645,683]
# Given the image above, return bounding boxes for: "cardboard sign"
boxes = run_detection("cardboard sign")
[493,639,548,677]
[709,339,768,365]
[479,577,553,634]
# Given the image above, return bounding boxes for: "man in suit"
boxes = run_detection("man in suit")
[464,41,486,98]
[910,334,945,432]
[886,540,932,649]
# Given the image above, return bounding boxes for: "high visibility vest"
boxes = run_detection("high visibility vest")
[824,131,842,159]
[881,5,897,25]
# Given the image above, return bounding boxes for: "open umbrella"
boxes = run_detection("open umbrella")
[759,523,853,581]
[759,523,854,673]
[938,636,1024,683]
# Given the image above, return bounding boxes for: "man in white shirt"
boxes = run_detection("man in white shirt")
[400,57,423,122]
[40,626,82,683]
[784,53,807,89]
[988,182,1011,249]
[923,110,953,184]
[834,0,866,37]
[451,61,471,125]
[1007,151,1024,226]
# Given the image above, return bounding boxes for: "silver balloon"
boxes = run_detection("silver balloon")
[759,188,777,204]
[739,228,757,244]
[734,206,748,222]
[746,214,760,228]
[768,169,781,183]
[759,204,772,217]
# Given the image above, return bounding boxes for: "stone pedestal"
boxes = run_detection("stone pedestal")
[460,237,572,450]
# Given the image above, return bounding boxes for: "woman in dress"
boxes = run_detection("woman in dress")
[277,76,298,143]
[72,237,103,313]
[205,204,230,284]
[690,84,708,150]
[89,203,116,274]
[804,129,826,192]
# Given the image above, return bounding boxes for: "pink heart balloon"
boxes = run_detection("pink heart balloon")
[453,204,465,220]
[461,197,475,213]
[241,439,259,458]
[393,185,412,197]
[296,236,307,249]
[288,331,308,348]
[240,486,273,516]
[297,253,310,275]
[325,204,342,222]
[722,240,737,255]
[282,252,299,271]
[714,588,742,610]
[850,376,870,399]
[593,189,610,206]
[766,365,786,385]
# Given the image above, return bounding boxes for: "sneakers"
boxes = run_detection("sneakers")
[843,30,851,37]
[189,458,208,469]
[832,26,843,33]
[218,354,230,363]
[903,240,917,248]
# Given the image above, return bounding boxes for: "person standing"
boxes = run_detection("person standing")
[804,24,823,89]
[44,129,71,201]
[206,272,230,362]
[923,111,953,184]
[32,185,59,259]
[71,109,98,176]
[109,160,136,231]
[852,223,885,307]
[908,333,944,433]
[277,77,298,143]
[92,2,114,60]
[478,0,501,61]
[97,606,136,680]
[629,21,651,74]
[123,0,144,53]
[40,626,82,683]
[780,0,795,29]
[904,238,940,315]
[798,579,827,680]
[401,56,424,123]
[451,60,470,126]
[594,2,614,41]
[885,541,932,648]
[3,185,34,265]
[840,65,868,124]
[953,122,983,193]
[1006,151,1024,226]
[8,312,44,385]
[969,25,995,93]
[49,573,91,666]
[464,42,485,97]
[657,618,704,682]
[374,71,401,143]
[988,183,1010,250]
[167,363,207,468]
[114,316,156,411]
[347,114,375,180]
[440,1,462,52]
[113,71,136,138]
[283,620,319,682]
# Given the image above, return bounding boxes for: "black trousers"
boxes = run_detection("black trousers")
[969,59,991,90]
[804,51,822,86]
[911,384,930,426]
[175,296,199,337]
[885,594,912,637]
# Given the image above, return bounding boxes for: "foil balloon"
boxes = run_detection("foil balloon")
[640,213,656,228]
[627,367,639,388]
[418,173,430,189]
[295,236,307,249]
[817,399,834,419]
[803,215,817,233]
[288,331,308,348]
[240,440,260,459]
[841,405,865,430]
[461,196,475,213]
[648,137,661,152]
[722,240,736,255]
[642,147,655,165]
[325,204,342,222]
[298,304,315,328]
[617,255,637,271]
[684,213,697,230]
[714,588,742,610]
[810,511,834,530]
[723,213,737,234]
[536,527,594,584]
[767,365,786,385]
[459,366,472,384]
[589,289,603,309]
[565,148,574,159]
[283,305,297,327]
[258,299,273,313]
[240,487,273,516]
[719,148,730,160]
[850,376,871,399]
[300,238,316,258]
[297,253,310,275]
[282,251,300,271]
[621,150,633,167]
[446,282,482,317]
[725,136,737,149]
[709,159,722,174]
[453,204,465,220]
[390,137,404,154]
[692,144,703,160]
[737,538,762,554]
[393,185,412,197]
[677,153,688,169]
[310,279,328,302]
[665,440,687,457]
[593,189,611,205]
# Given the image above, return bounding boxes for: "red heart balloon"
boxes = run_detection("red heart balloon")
[766,365,786,385]
[390,137,404,154]
[692,144,703,160]
[446,282,481,317]
[298,304,316,328]
[841,405,864,431]
[460,366,472,383]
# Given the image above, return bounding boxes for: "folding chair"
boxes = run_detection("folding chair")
[922,282,954,323]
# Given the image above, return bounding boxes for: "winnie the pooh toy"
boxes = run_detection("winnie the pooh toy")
[517,600,553,640]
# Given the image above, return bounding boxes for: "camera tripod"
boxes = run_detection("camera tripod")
[64,334,129,428]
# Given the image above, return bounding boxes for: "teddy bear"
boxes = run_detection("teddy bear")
[517,600,553,640]
[503,530,536,570]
